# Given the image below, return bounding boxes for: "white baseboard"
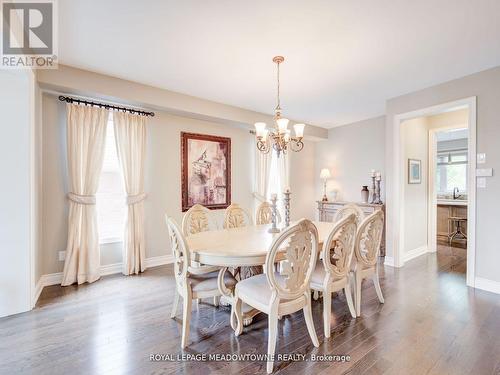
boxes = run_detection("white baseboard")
[384,256,396,267]
[33,254,174,305]
[403,245,428,263]
[145,254,174,268]
[475,277,500,295]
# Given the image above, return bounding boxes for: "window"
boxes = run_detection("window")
[96,113,126,244]
[267,152,283,200]
[436,149,467,194]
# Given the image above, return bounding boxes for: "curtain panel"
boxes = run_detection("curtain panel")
[61,104,108,286]
[113,111,147,275]
[253,148,272,205]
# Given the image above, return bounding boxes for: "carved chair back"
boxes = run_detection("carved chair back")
[265,219,319,300]
[182,204,217,237]
[321,213,357,280]
[256,201,282,225]
[333,203,365,225]
[166,216,190,288]
[223,203,253,229]
[354,210,384,268]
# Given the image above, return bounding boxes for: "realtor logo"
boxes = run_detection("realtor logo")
[1,0,58,68]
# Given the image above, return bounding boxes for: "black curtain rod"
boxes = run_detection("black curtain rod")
[58,95,155,117]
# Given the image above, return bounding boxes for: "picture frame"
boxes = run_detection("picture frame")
[408,158,421,184]
[181,132,231,211]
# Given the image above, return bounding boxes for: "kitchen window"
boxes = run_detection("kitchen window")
[436,149,467,195]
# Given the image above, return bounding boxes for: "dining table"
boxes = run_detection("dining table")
[186,220,337,330]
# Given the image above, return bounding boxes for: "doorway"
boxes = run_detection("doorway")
[390,97,476,287]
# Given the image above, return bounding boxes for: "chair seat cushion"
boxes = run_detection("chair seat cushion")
[235,273,305,313]
[311,260,327,286]
[189,271,237,293]
[310,260,349,291]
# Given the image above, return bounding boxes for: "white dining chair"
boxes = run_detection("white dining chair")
[351,210,385,316]
[223,203,253,228]
[233,219,320,374]
[255,201,282,225]
[182,203,218,237]
[333,203,365,224]
[166,216,237,348]
[181,204,221,306]
[310,213,358,337]
[314,204,364,301]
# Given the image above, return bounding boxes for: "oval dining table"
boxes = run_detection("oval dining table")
[186,220,337,331]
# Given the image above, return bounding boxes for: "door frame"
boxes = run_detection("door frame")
[427,123,469,254]
[390,97,476,287]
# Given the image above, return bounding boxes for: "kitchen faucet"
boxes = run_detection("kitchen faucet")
[453,187,460,199]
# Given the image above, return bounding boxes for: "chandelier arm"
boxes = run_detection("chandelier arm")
[289,139,304,152]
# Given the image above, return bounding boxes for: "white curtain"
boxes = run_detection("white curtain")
[278,152,290,192]
[62,104,108,286]
[113,111,147,275]
[253,148,272,204]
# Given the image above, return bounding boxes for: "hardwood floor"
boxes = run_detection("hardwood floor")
[1,250,499,375]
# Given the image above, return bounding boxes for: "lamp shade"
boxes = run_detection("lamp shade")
[320,168,331,179]
[276,118,289,133]
[254,122,266,137]
[293,123,305,138]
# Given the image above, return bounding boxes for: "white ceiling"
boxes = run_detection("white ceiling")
[58,0,500,128]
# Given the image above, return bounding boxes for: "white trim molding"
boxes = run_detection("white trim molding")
[32,254,174,306]
[389,97,477,288]
[474,278,500,295]
[384,256,396,267]
[403,246,428,263]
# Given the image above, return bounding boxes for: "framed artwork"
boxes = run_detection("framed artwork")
[408,159,421,184]
[181,132,231,211]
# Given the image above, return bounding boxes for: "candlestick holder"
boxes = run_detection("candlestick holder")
[268,195,281,233]
[283,189,291,227]
[374,178,383,204]
[370,175,376,204]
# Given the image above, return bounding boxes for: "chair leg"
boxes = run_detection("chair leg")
[313,290,319,300]
[170,289,180,318]
[373,268,385,304]
[213,296,220,307]
[303,292,319,347]
[267,311,279,374]
[322,288,332,338]
[181,291,192,349]
[233,295,243,336]
[355,269,362,317]
[344,282,356,319]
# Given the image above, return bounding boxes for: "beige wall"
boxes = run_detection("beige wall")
[40,92,316,275]
[385,65,500,284]
[402,117,429,254]
[315,116,385,206]
[0,70,34,316]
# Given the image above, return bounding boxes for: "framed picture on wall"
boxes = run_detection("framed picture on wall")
[408,158,421,184]
[181,132,231,211]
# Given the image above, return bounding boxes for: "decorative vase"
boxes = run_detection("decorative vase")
[361,186,369,203]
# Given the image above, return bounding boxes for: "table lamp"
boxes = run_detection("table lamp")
[320,168,331,201]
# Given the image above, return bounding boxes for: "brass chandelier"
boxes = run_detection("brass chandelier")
[254,56,305,156]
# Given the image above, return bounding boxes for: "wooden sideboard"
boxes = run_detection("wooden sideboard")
[317,201,386,256]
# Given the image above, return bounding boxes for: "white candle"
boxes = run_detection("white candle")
[371,169,376,177]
